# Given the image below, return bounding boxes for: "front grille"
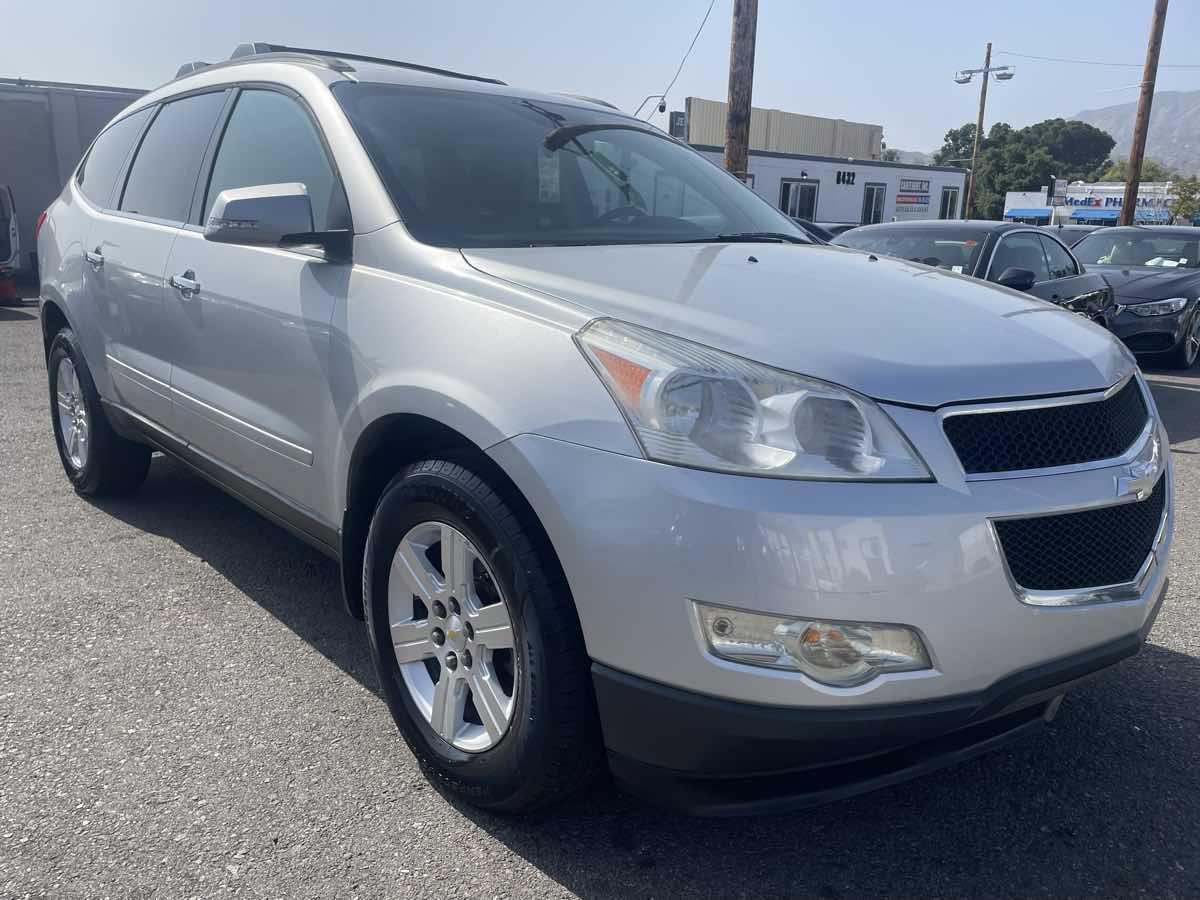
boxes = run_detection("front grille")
[944,378,1148,475]
[994,476,1166,591]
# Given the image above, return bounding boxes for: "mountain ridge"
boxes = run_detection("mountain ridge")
[1072,90,1200,177]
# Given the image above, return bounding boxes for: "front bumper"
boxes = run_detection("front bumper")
[1110,305,1191,355]
[595,579,1164,815]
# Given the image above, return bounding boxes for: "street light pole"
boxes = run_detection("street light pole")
[964,42,992,220]
[952,44,1014,219]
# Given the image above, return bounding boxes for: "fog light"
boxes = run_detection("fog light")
[694,602,931,687]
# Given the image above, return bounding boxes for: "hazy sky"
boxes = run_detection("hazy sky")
[5,0,1199,152]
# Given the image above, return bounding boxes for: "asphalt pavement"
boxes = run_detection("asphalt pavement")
[2,301,1198,899]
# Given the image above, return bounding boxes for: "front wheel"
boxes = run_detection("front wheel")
[1162,311,1200,370]
[363,457,601,812]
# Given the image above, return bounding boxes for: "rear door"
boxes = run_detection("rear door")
[93,90,228,427]
[162,86,350,521]
[0,186,17,270]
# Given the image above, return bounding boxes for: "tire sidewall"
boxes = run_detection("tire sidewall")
[364,466,555,804]
[47,329,103,492]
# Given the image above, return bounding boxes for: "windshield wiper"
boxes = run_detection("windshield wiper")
[677,232,810,245]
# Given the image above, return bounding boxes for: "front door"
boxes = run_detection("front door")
[164,87,351,521]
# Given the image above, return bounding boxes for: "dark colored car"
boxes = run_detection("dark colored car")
[1071,226,1200,369]
[791,217,832,243]
[1042,223,1101,247]
[833,219,1114,323]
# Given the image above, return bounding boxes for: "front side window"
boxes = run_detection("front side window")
[120,91,227,223]
[988,233,1051,284]
[76,107,153,208]
[203,90,343,231]
[332,83,808,248]
[835,226,988,274]
[1073,232,1200,268]
[1039,235,1078,280]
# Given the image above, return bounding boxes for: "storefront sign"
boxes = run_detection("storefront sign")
[899,178,930,193]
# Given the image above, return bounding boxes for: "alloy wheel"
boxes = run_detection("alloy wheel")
[55,357,89,471]
[387,522,517,752]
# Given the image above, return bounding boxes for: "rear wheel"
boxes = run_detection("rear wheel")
[48,329,151,496]
[363,457,601,812]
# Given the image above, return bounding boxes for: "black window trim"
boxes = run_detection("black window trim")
[187,81,353,241]
[73,105,156,212]
[983,228,1055,283]
[1037,231,1081,280]
[111,86,233,229]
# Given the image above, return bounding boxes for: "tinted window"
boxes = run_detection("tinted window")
[203,90,342,230]
[834,226,989,274]
[988,232,1050,283]
[333,83,809,248]
[76,108,153,208]
[1073,231,1200,268]
[120,91,226,223]
[1039,235,1077,279]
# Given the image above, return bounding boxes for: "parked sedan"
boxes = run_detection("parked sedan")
[1071,226,1200,369]
[833,220,1114,322]
[1042,223,1101,247]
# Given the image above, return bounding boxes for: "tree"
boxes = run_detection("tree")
[1095,157,1178,182]
[933,118,1116,219]
[1171,178,1200,223]
[881,148,899,162]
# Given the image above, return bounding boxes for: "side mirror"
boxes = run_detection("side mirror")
[995,266,1037,292]
[204,183,351,259]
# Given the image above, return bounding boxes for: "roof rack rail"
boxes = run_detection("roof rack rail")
[229,42,506,85]
[175,61,211,78]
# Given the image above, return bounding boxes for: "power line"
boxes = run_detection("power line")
[647,0,717,120]
[996,49,1200,69]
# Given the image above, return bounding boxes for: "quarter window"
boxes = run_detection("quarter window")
[988,232,1050,284]
[203,90,343,231]
[76,108,153,208]
[1038,235,1078,280]
[120,91,227,223]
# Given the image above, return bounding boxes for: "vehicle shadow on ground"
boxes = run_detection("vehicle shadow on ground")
[92,457,1200,897]
[1145,366,1200,447]
[0,305,37,322]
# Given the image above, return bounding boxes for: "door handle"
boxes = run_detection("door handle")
[85,248,104,269]
[169,270,201,298]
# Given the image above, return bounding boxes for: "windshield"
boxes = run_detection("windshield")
[1073,231,1200,268]
[332,83,810,248]
[834,226,990,274]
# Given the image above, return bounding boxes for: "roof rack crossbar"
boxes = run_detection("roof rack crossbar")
[230,42,505,85]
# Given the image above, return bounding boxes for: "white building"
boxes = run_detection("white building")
[693,146,967,226]
[1054,181,1176,225]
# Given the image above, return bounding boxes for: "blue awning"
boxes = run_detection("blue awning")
[1005,207,1052,218]
[1136,209,1171,222]
[1071,208,1119,221]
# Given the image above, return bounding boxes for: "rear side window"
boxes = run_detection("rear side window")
[1039,235,1078,280]
[76,107,153,208]
[120,91,226,223]
[202,90,342,230]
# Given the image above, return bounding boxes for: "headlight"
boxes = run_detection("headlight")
[1128,297,1189,317]
[576,319,929,480]
[695,601,931,687]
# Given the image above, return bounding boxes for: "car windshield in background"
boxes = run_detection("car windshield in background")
[332,84,810,248]
[833,227,990,274]
[1073,232,1200,268]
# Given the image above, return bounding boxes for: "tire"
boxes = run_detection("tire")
[47,328,151,496]
[1161,311,1200,370]
[363,457,601,813]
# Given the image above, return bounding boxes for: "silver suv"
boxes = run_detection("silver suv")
[38,44,1172,815]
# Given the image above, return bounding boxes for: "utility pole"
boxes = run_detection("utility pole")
[964,42,992,219]
[952,44,1014,219]
[723,0,759,181]
[1120,0,1169,226]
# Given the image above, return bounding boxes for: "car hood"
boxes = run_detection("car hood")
[463,243,1132,407]
[1087,265,1200,301]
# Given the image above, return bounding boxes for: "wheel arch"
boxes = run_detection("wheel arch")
[39,297,72,356]
[338,412,569,623]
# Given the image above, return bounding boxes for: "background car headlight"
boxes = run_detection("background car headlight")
[695,602,931,687]
[1128,297,1189,317]
[576,319,930,480]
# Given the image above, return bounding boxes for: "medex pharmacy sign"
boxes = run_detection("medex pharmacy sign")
[1062,193,1172,209]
